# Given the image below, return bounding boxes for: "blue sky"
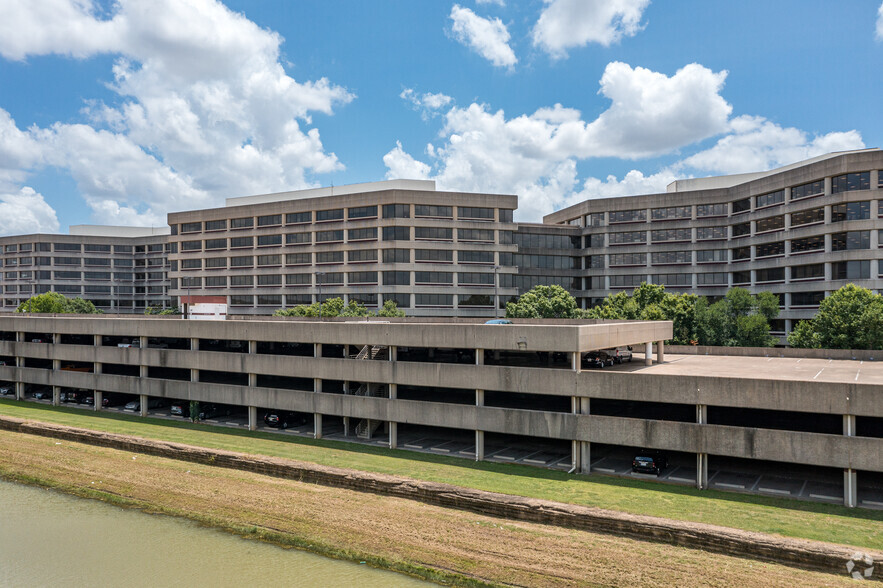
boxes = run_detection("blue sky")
[0,0,880,234]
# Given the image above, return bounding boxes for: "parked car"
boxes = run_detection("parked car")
[485,319,512,325]
[170,402,190,417]
[632,452,668,476]
[263,411,305,429]
[80,393,94,405]
[0,386,13,396]
[584,350,614,368]
[32,389,52,400]
[61,391,82,403]
[101,393,125,407]
[198,403,231,420]
[607,347,633,364]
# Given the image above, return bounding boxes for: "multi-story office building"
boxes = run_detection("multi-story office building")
[545,149,883,334]
[2,149,882,332]
[0,226,171,313]
[166,180,520,316]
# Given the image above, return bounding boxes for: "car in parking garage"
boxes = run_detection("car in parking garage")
[32,388,52,400]
[170,402,190,417]
[632,452,668,476]
[263,411,306,429]
[607,347,633,364]
[198,403,231,420]
[124,397,168,411]
[584,350,614,368]
[0,386,13,396]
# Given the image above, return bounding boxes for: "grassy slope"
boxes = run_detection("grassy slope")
[2,399,882,551]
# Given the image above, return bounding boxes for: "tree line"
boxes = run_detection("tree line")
[506,282,883,350]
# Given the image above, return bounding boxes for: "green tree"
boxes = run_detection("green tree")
[274,297,406,318]
[145,305,181,315]
[788,284,883,350]
[16,292,101,314]
[694,288,778,347]
[505,284,581,319]
[376,299,406,317]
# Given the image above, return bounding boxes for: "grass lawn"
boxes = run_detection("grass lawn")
[2,398,882,551]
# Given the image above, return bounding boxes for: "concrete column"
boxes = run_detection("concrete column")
[14,381,23,401]
[139,394,148,417]
[248,373,256,388]
[388,382,398,449]
[93,391,102,411]
[52,386,60,406]
[389,345,398,362]
[52,358,60,371]
[656,340,665,364]
[475,388,485,461]
[314,343,322,358]
[343,416,350,437]
[572,352,581,373]
[696,403,708,489]
[248,340,256,354]
[644,341,652,366]
[844,413,857,507]
[140,336,148,349]
[844,469,858,508]
[475,349,484,365]
[93,334,101,347]
[190,368,198,383]
[578,397,591,474]
[314,413,322,439]
[248,405,257,431]
[140,365,148,378]
[190,338,198,351]
[94,362,102,375]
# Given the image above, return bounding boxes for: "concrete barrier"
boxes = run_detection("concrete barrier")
[0,415,879,581]
[658,344,883,362]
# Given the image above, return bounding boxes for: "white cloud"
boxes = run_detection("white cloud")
[383,141,432,181]
[476,0,505,5]
[680,115,865,175]
[0,109,44,191]
[0,187,60,236]
[449,4,517,69]
[877,2,883,40]
[384,60,862,221]
[400,89,453,120]
[532,0,649,58]
[0,0,353,227]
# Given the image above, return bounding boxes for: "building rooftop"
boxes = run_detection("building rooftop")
[224,179,437,207]
[665,148,880,193]
[68,225,171,237]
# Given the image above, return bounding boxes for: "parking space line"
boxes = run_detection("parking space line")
[758,487,790,496]
[594,467,616,473]
[669,476,696,483]
[798,480,808,497]
[809,493,840,501]
[714,482,745,489]
[862,500,883,507]
[813,369,824,379]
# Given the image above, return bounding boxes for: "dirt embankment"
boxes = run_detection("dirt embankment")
[0,415,877,585]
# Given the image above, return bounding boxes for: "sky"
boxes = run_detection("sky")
[0,0,881,235]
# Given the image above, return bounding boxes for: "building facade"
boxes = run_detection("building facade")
[166,180,520,316]
[545,149,883,334]
[0,226,171,313]
[2,150,882,331]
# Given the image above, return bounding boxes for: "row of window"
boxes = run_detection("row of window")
[173,249,499,270]
[568,171,880,226]
[176,207,513,234]
[177,271,501,288]
[2,271,164,282]
[0,243,166,254]
[226,292,495,308]
[176,227,500,251]
[0,257,167,268]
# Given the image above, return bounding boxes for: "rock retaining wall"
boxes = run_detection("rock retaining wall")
[0,415,879,582]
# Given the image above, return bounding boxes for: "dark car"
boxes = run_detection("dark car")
[170,402,190,418]
[584,350,614,368]
[198,403,231,420]
[80,393,95,405]
[632,452,668,476]
[263,411,305,429]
